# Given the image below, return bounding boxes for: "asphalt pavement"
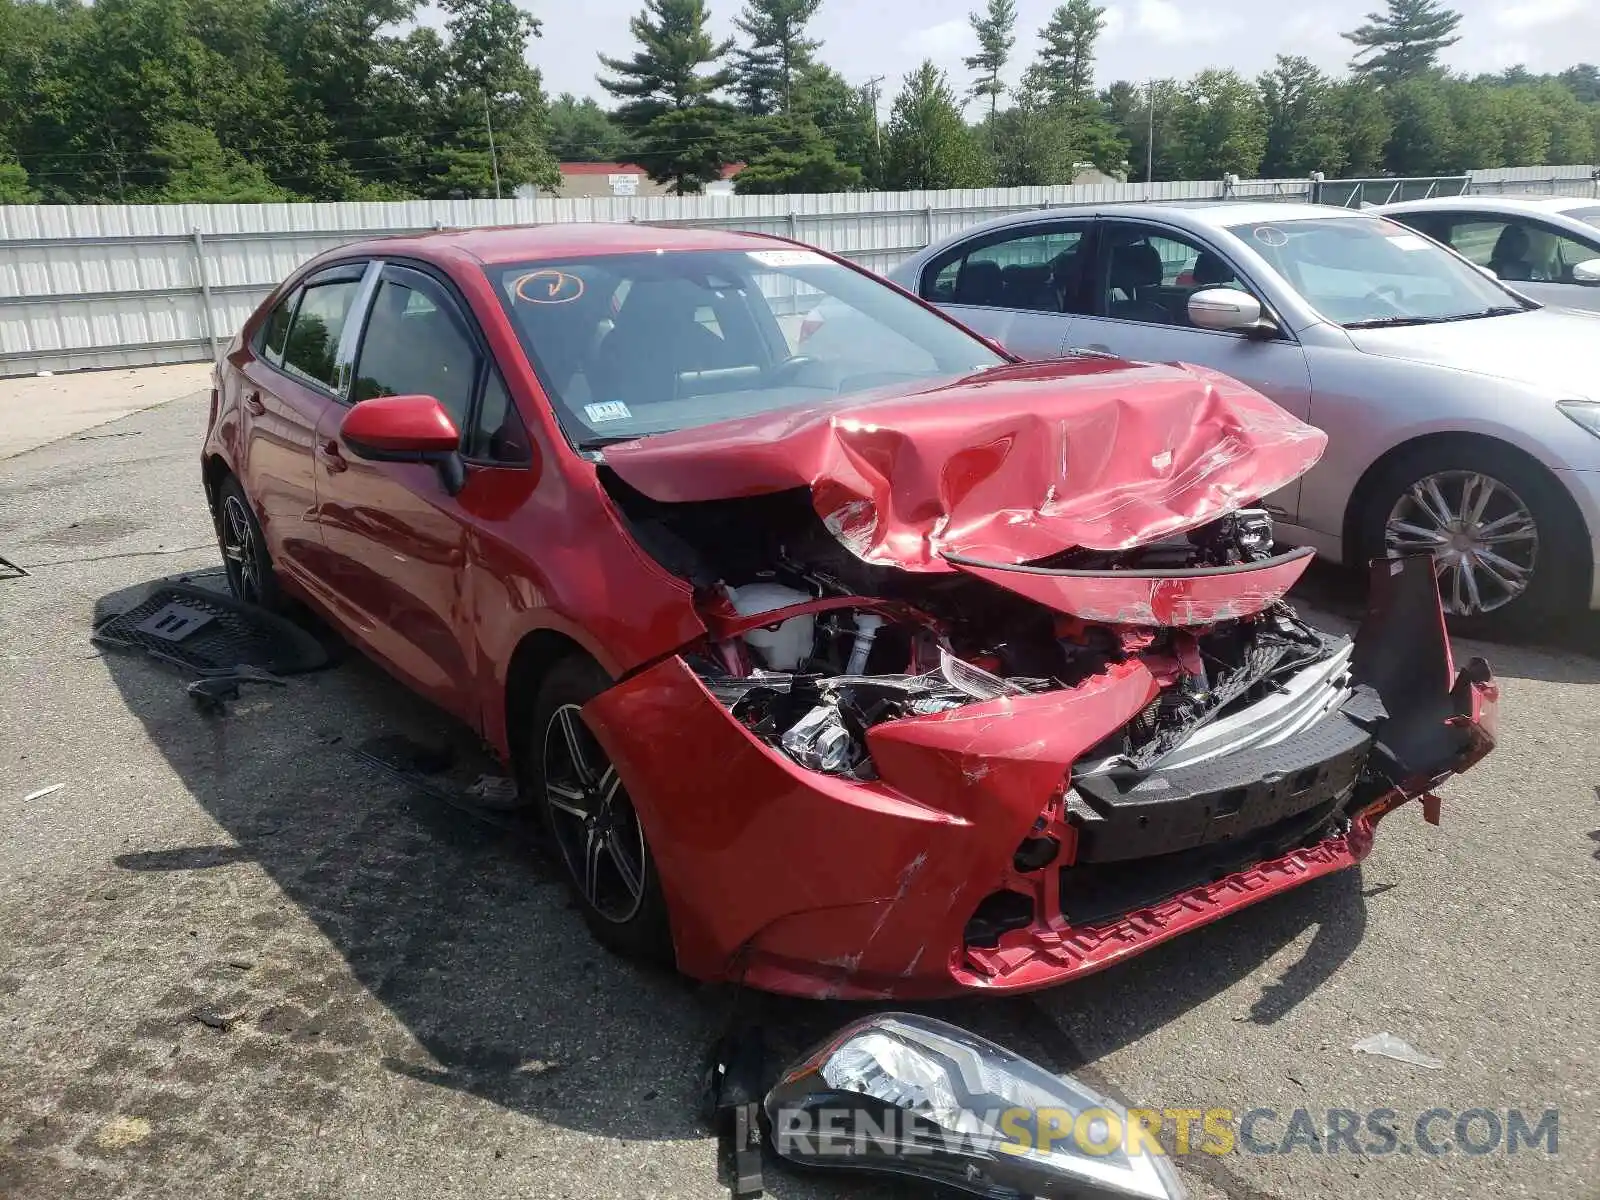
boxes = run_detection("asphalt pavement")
[1,381,1595,1200]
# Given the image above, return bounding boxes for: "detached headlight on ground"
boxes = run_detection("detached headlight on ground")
[765,1013,1186,1200]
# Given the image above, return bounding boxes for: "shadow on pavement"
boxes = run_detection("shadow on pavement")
[91,568,1386,1199]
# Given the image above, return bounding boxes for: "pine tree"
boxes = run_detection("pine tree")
[1035,0,1103,109]
[963,0,1015,133]
[882,61,987,189]
[598,0,740,193]
[1343,0,1464,86]
[1259,55,1346,177]
[731,0,821,117]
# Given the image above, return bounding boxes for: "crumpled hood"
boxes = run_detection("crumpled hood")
[603,358,1327,570]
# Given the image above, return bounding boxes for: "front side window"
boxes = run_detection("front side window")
[1095,225,1247,329]
[352,274,481,429]
[1225,215,1527,328]
[925,227,1089,313]
[282,279,361,390]
[1437,217,1600,285]
[491,249,1003,450]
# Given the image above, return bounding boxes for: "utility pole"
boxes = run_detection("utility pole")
[1145,79,1155,187]
[865,75,885,158]
[484,87,502,200]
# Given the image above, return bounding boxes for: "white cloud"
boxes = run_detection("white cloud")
[1135,0,1186,41]
[1494,0,1583,31]
[903,18,973,59]
[1100,5,1129,40]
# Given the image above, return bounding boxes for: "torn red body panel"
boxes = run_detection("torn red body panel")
[946,547,1316,625]
[604,359,1327,569]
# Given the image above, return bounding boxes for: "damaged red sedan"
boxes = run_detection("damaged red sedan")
[203,224,1498,999]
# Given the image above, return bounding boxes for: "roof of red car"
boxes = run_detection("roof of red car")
[348,222,778,265]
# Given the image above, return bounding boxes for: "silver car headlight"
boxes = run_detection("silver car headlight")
[765,1012,1186,1200]
[1557,399,1600,438]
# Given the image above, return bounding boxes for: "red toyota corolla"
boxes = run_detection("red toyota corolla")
[202,223,1497,999]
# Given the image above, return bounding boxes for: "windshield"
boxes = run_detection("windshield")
[490,248,1004,449]
[1224,215,1528,328]
[1569,205,1600,232]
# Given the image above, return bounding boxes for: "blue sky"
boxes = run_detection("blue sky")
[509,0,1595,109]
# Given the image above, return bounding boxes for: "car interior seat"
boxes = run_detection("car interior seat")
[1107,242,1171,323]
[953,259,1005,306]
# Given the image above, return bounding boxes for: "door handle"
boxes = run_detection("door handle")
[317,439,348,473]
[243,391,265,415]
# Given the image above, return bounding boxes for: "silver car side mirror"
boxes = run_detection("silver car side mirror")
[1572,258,1600,285]
[1187,287,1266,332]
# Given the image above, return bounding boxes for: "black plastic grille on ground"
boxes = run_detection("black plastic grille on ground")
[92,583,328,676]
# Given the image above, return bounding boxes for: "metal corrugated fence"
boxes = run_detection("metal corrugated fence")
[1,166,1595,377]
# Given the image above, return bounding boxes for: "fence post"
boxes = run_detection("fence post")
[786,211,798,243]
[922,205,933,247]
[191,227,218,363]
[1310,172,1324,205]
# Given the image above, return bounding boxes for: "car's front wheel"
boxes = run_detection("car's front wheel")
[1360,442,1585,636]
[525,656,674,964]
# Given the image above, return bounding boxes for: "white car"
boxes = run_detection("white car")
[1376,194,1600,312]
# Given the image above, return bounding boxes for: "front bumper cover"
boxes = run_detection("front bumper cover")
[582,556,1496,999]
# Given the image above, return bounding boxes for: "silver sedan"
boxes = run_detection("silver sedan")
[881,201,1600,633]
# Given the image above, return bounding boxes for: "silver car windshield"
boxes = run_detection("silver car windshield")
[1225,216,1529,328]
[490,249,1004,450]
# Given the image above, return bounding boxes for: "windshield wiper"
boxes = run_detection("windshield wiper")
[1344,304,1525,330]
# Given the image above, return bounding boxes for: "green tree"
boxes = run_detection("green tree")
[1034,0,1103,108]
[989,65,1074,186]
[731,0,820,117]
[1333,80,1392,175]
[1103,77,1181,181]
[963,0,1015,135]
[732,122,861,192]
[1344,0,1463,86]
[1382,76,1456,174]
[598,0,740,193]
[141,120,290,200]
[548,94,633,162]
[1167,69,1267,179]
[1557,63,1598,105]
[1495,85,1552,168]
[1259,55,1346,176]
[0,159,39,202]
[1536,83,1598,164]
[793,64,881,185]
[882,61,987,189]
[423,0,559,198]
[1443,80,1504,171]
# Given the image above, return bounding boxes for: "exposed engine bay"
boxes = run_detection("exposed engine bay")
[602,469,1357,789]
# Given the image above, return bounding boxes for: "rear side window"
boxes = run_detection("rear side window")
[282,280,361,390]
[923,227,1089,314]
[352,275,481,430]
[260,290,299,365]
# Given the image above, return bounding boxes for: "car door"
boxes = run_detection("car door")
[1069,219,1315,522]
[1411,212,1600,313]
[234,263,369,586]
[917,219,1094,360]
[314,261,534,725]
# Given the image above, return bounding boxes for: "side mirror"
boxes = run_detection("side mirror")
[340,394,466,495]
[1572,258,1600,285]
[1187,287,1268,333]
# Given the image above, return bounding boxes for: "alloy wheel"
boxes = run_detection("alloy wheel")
[220,494,262,604]
[1384,470,1539,617]
[541,704,648,924]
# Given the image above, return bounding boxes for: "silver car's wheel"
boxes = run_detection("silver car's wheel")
[1384,471,1539,618]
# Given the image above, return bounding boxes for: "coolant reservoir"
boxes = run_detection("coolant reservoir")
[726,583,814,671]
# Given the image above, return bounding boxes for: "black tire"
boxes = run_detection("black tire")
[522,655,674,965]
[1357,440,1586,637]
[215,474,286,613]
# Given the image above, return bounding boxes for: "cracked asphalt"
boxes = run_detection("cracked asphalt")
[1,383,1596,1200]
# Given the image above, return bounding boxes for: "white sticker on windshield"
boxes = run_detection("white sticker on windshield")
[1387,234,1429,251]
[584,401,632,423]
[747,249,828,267]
